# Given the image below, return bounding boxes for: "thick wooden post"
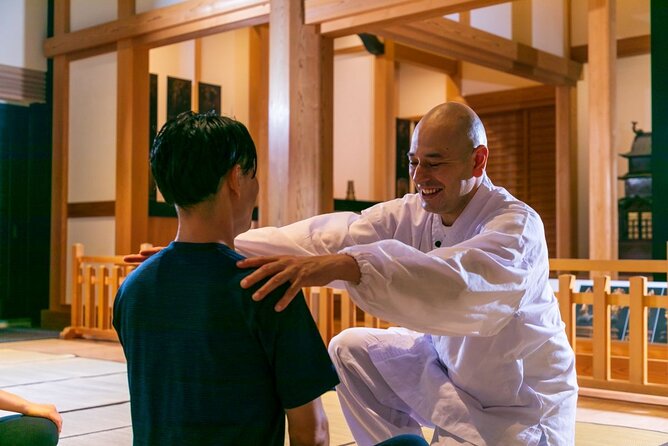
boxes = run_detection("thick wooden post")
[267,0,333,226]
[555,86,577,258]
[248,24,270,226]
[116,41,149,254]
[587,0,616,261]
[628,276,648,385]
[373,39,395,201]
[592,275,611,381]
[48,0,71,323]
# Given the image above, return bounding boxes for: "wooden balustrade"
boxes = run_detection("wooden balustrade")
[61,243,668,401]
[60,243,149,341]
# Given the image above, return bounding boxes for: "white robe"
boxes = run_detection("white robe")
[236,176,578,445]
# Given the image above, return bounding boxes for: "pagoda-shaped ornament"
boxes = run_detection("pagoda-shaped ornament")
[618,122,652,259]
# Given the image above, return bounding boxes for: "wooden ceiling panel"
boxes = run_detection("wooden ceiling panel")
[376,18,581,86]
[307,0,514,37]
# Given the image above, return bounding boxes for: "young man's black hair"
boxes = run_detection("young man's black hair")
[150,111,257,208]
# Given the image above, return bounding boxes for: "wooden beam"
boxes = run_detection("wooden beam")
[116,41,149,254]
[465,85,555,113]
[68,201,116,218]
[376,18,582,86]
[132,5,269,49]
[266,0,333,226]
[393,42,458,75]
[587,0,616,261]
[571,34,650,63]
[248,24,270,226]
[555,85,578,258]
[373,40,396,201]
[44,0,269,57]
[305,0,512,36]
[193,38,202,111]
[54,0,70,35]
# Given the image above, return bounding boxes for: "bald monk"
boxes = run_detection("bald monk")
[233,102,578,445]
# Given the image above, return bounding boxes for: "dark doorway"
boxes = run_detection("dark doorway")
[0,102,52,325]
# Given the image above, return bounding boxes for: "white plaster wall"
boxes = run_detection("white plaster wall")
[70,0,116,31]
[65,218,116,303]
[460,62,539,96]
[333,53,374,200]
[398,63,446,118]
[571,0,650,46]
[531,0,564,56]
[470,3,512,39]
[575,54,651,258]
[149,41,195,130]
[200,29,250,125]
[0,0,47,71]
[68,52,117,203]
[136,0,187,14]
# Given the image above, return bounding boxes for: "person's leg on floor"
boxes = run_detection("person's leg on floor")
[329,327,426,446]
[0,414,59,446]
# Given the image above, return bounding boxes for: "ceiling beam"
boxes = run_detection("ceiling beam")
[44,0,269,57]
[375,18,582,86]
[393,42,458,76]
[571,34,650,63]
[306,0,515,37]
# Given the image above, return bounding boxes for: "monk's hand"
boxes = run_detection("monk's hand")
[123,246,165,263]
[237,254,361,312]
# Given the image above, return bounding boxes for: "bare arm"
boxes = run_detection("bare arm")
[238,254,361,311]
[0,390,62,433]
[285,398,329,446]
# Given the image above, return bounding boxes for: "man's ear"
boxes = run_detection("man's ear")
[472,145,488,177]
[226,164,242,197]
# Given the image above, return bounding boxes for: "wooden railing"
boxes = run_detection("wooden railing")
[62,243,668,400]
[60,243,149,341]
[549,257,668,398]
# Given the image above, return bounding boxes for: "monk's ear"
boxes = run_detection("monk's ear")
[226,164,243,197]
[472,145,488,177]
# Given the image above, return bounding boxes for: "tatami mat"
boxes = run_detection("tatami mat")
[2,345,668,445]
[59,403,131,439]
[0,357,126,387]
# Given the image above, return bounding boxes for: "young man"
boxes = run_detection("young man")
[113,112,339,446]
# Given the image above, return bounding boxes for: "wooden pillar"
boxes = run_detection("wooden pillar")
[373,39,395,201]
[555,86,578,258]
[115,40,149,253]
[512,0,532,47]
[267,0,333,226]
[555,0,577,258]
[48,0,71,321]
[249,24,270,226]
[651,3,668,265]
[587,0,616,261]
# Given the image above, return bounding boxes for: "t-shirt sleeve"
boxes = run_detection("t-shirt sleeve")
[252,285,340,410]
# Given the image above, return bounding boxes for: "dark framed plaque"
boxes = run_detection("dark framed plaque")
[198,82,221,114]
[167,76,192,121]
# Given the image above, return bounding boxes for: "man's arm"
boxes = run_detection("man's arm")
[285,398,329,446]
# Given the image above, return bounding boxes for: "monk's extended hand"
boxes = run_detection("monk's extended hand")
[237,254,361,312]
[123,246,165,263]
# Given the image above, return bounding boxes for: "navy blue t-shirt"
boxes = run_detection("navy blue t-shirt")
[113,242,339,446]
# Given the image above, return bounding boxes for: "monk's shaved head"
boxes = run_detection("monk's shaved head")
[414,102,487,158]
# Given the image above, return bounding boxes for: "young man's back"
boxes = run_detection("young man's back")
[114,241,338,445]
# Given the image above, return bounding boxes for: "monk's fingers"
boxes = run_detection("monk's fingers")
[236,256,281,269]
[140,246,164,256]
[250,267,296,301]
[240,259,288,289]
[274,281,304,312]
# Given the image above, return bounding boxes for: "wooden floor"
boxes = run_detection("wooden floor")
[4,338,668,445]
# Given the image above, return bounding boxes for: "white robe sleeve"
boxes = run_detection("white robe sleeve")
[235,199,546,338]
[341,209,544,337]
